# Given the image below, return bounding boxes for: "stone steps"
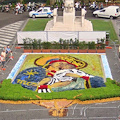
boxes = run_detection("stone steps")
[45,16,93,31]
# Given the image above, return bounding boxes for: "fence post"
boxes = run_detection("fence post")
[119,45,120,59]
[46,31,48,42]
[78,31,79,41]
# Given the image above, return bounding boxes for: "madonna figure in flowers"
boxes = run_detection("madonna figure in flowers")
[13,55,106,93]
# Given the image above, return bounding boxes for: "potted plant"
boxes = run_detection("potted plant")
[78,41,88,53]
[69,38,79,53]
[88,41,96,53]
[32,39,38,49]
[41,41,51,53]
[38,39,42,49]
[59,38,63,49]
[23,38,32,53]
[96,38,106,53]
[72,38,79,49]
[51,41,60,53]
[69,38,73,49]
[32,39,42,53]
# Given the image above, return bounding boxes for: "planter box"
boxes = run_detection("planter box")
[69,49,79,53]
[78,49,88,53]
[106,46,112,49]
[51,49,60,53]
[41,49,51,53]
[15,46,21,49]
[88,49,97,53]
[60,49,69,53]
[97,49,106,53]
[33,49,42,53]
[23,49,32,53]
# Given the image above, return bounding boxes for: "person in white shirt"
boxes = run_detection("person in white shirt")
[0,55,5,69]
[1,50,6,59]
[15,3,20,15]
[75,1,79,11]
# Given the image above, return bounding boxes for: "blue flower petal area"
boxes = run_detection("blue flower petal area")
[101,54,113,79]
[7,54,27,80]
[13,66,46,91]
[90,76,106,88]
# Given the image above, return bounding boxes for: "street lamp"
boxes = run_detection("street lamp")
[119,29,120,37]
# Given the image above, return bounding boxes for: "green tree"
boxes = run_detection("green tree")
[46,0,50,5]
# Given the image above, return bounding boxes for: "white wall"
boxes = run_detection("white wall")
[17,31,106,44]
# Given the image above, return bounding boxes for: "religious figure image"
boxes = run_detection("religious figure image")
[13,55,105,93]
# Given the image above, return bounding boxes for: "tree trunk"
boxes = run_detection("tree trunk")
[50,0,56,5]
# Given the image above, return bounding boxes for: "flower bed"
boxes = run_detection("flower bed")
[0,54,119,101]
[0,53,119,117]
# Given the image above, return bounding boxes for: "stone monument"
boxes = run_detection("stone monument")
[63,0,75,27]
[45,0,93,31]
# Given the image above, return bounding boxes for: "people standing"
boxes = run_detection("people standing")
[0,55,6,69]
[0,50,6,69]
[1,50,6,59]
[75,1,79,11]
[6,45,11,54]
[100,2,103,9]
[9,51,14,60]
[15,3,20,15]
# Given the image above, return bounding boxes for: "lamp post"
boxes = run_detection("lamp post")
[118,20,120,42]
[119,28,120,37]
[117,19,120,58]
[115,19,120,43]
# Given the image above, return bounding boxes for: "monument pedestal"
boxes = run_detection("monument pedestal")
[63,8,75,27]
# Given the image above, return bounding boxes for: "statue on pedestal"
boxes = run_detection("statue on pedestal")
[64,0,74,12]
[45,0,93,31]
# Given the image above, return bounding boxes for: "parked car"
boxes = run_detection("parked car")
[93,6,120,19]
[29,7,53,18]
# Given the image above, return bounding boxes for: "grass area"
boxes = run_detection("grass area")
[90,19,118,41]
[23,19,51,31]
[0,78,119,101]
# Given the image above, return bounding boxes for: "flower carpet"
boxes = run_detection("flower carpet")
[0,53,119,117]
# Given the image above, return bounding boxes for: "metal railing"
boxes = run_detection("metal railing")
[110,39,120,73]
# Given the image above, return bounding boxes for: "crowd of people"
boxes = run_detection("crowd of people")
[0,45,13,70]
[75,1,84,11]
[89,1,104,10]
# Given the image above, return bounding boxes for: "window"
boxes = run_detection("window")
[38,9,42,12]
[100,9,105,12]
[43,9,48,12]
[116,8,119,13]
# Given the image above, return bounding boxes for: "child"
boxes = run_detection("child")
[9,51,14,60]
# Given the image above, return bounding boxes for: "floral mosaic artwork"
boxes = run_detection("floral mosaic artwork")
[8,53,109,93]
[5,53,117,117]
